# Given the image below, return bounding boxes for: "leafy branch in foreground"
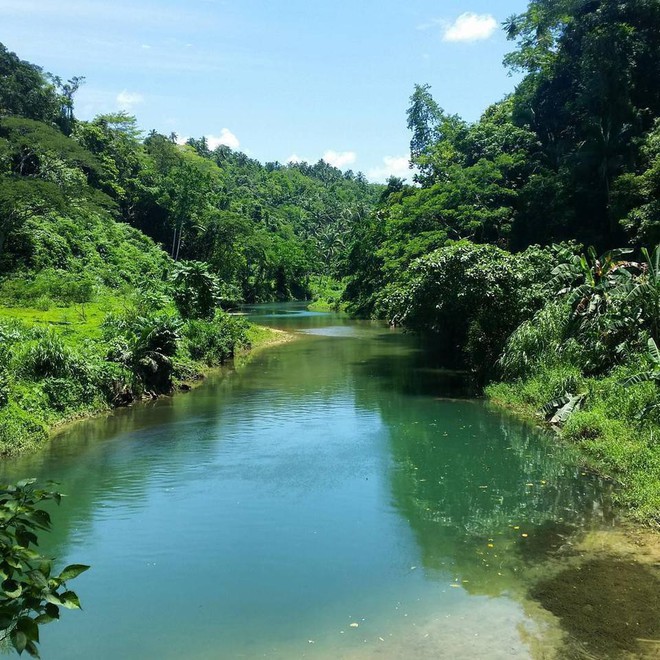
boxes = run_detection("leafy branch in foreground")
[0,479,88,657]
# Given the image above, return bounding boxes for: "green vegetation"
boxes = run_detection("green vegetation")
[0,292,250,456]
[0,41,380,459]
[307,275,347,312]
[338,0,660,524]
[0,479,88,658]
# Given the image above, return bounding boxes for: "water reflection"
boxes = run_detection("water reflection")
[0,304,622,659]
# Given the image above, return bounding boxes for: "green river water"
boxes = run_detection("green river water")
[2,304,654,659]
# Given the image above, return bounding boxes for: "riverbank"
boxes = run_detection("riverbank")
[486,380,660,528]
[0,299,295,458]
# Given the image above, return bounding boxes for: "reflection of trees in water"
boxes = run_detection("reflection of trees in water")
[0,323,615,604]
[0,393,229,558]
[350,345,615,597]
[0,329,408,558]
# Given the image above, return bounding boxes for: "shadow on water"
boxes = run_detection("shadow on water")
[514,520,578,563]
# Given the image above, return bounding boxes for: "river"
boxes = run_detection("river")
[2,304,656,659]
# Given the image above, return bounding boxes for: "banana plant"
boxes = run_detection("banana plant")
[625,338,660,386]
[625,245,660,342]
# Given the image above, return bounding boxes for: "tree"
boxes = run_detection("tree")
[615,120,660,244]
[171,260,221,320]
[506,0,660,246]
[406,84,467,185]
[0,45,60,125]
[0,177,65,262]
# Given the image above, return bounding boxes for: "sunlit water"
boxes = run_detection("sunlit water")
[0,304,617,659]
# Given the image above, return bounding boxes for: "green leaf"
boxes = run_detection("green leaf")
[648,338,660,364]
[30,510,51,530]
[16,616,39,643]
[2,579,23,598]
[44,603,59,620]
[27,570,48,589]
[44,593,63,607]
[11,629,28,654]
[59,591,81,610]
[38,561,51,579]
[15,529,38,548]
[33,613,55,625]
[24,640,40,658]
[6,556,23,570]
[58,564,90,582]
[0,614,14,629]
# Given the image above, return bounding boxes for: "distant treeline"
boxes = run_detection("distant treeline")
[0,41,381,304]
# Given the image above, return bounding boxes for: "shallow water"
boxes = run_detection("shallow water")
[0,304,626,658]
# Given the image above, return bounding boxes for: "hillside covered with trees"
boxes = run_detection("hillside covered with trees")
[0,41,381,456]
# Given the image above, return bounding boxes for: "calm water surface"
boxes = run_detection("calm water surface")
[0,304,616,658]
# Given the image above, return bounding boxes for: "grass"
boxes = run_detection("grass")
[487,372,660,527]
[0,298,254,457]
[0,298,127,341]
[244,323,291,348]
[307,275,347,312]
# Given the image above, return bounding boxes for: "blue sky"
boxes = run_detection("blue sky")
[2,0,530,181]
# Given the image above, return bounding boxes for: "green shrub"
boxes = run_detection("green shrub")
[104,311,182,393]
[33,294,52,311]
[0,404,48,456]
[0,368,8,407]
[41,377,86,412]
[377,241,550,378]
[13,331,83,381]
[0,269,97,307]
[171,261,220,320]
[183,312,248,366]
[499,301,572,379]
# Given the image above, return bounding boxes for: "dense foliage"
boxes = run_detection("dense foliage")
[344,0,660,316]
[375,242,564,379]
[0,41,380,459]
[1,0,660,526]
[0,301,250,456]
[0,479,87,658]
[336,0,660,523]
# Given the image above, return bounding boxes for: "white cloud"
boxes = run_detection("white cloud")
[116,90,144,111]
[443,12,498,43]
[367,156,411,184]
[206,129,240,150]
[322,150,357,169]
[174,130,240,150]
[287,150,357,169]
[287,154,308,164]
[417,18,443,31]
